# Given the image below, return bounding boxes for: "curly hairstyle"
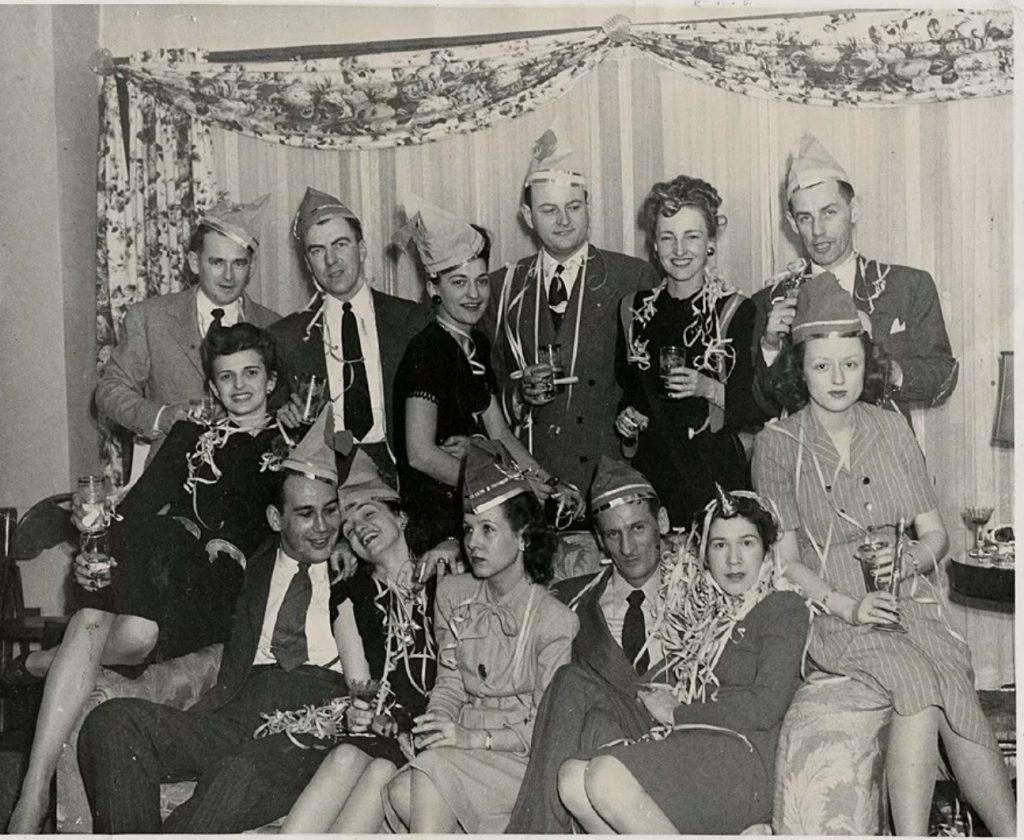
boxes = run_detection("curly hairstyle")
[708,494,779,554]
[638,175,723,267]
[200,321,278,382]
[497,492,558,585]
[769,332,888,414]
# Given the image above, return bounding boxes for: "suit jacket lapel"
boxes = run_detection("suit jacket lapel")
[246,541,279,653]
[574,569,642,689]
[167,288,204,377]
[371,290,399,431]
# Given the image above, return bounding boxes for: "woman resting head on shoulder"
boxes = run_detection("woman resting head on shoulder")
[752,274,1017,836]
[558,486,809,835]
[383,439,578,834]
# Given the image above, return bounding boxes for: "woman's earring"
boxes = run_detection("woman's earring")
[706,245,716,257]
[430,294,441,305]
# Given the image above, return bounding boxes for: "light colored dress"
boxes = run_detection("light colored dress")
[753,402,995,750]
[384,572,578,833]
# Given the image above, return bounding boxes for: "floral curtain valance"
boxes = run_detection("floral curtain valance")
[103,8,1013,152]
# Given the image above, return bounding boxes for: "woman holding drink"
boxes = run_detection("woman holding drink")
[752,274,1015,836]
[615,175,757,527]
[393,198,580,551]
[7,321,285,833]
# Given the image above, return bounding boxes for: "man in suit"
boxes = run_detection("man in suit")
[269,187,430,485]
[490,127,657,494]
[95,194,280,475]
[506,456,677,833]
[751,133,958,421]
[77,433,348,833]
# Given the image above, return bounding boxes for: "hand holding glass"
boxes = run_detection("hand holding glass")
[659,346,688,399]
[855,535,906,633]
[295,374,328,425]
[537,343,565,397]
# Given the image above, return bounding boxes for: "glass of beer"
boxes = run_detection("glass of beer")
[296,374,329,426]
[80,529,113,585]
[659,346,687,399]
[76,475,109,534]
[855,530,906,633]
[537,344,564,397]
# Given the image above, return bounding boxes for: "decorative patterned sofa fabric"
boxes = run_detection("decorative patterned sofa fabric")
[56,644,223,834]
[773,674,891,836]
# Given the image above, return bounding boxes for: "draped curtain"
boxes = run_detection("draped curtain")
[93,11,1015,685]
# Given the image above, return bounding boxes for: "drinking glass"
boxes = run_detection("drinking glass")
[963,505,994,550]
[536,343,564,397]
[296,373,329,425]
[77,475,109,534]
[659,346,687,399]
[79,529,113,582]
[189,394,218,424]
[855,530,906,633]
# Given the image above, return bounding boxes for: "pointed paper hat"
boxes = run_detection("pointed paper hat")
[786,132,850,200]
[281,408,338,484]
[589,456,658,515]
[292,186,361,241]
[524,121,588,189]
[791,272,866,343]
[200,193,270,251]
[462,439,534,515]
[395,194,486,276]
[337,447,401,511]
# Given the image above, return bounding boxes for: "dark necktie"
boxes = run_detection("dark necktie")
[548,264,568,331]
[271,565,312,672]
[341,302,373,440]
[622,589,649,675]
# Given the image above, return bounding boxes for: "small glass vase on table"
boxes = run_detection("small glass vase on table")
[962,505,994,551]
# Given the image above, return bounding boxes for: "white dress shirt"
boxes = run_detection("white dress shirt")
[541,243,588,304]
[322,282,386,444]
[598,567,664,666]
[252,547,341,672]
[813,250,858,296]
[196,288,244,337]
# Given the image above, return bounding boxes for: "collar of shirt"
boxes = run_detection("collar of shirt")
[196,287,244,336]
[812,251,858,297]
[322,282,386,443]
[541,243,589,298]
[598,567,665,663]
[252,547,340,671]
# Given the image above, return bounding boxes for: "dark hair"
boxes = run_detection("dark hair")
[186,223,254,284]
[271,468,337,512]
[432,225,493,281]
[308,213,363,244]
[201,321,278,382]
[522,184,590,209]
[496,492,557,585]
[770,332,887,413]
[638,175,722,266]
[787,180,856,216]
[709,495,778,552]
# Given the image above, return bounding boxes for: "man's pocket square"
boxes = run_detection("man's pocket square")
[890,318,907,335]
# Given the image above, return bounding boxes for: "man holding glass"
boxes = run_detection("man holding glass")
[268,187,429,485]
[750,133,958,422]
[490,125,657,495]
[95,195,279,478]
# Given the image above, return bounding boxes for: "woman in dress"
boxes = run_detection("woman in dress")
[383,439,579,833]
[558,487,809,833]
[8,321,284,833]
[394,198,579,552]
[752,274,1016,835]
[616,175,757,528]
[280,466,436,833]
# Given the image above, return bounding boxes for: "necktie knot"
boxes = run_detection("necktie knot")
[627,589,646,609]
[211,307,225,322]
[342,302,353,313]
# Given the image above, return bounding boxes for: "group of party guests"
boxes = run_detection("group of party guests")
[4,123,1013,835]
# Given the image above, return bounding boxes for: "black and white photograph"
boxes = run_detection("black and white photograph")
[0,1,1016,835]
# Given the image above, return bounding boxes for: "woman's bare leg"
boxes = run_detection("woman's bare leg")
[280,744,371,833]
[330,758,397,833]
[7,610,158,833]
[557,758,615,834]
[583,755,678,834]
[939,715,1016,836]
[886,707,941,836]
[384,768,412,830]
[409,767,459,833]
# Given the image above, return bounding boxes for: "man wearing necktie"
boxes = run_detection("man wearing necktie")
[489,125,657,494]
[507,457,676,833]
[96,195,280,479]
[269,187,430,486]
[77,435,352,833]
[749,133,957,425]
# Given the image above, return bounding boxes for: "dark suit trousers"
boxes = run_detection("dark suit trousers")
[505,661,652,834]
[78,665,344,834]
